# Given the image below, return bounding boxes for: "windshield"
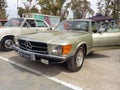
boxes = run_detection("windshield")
[55,20,89,32]
[4,18,23,27]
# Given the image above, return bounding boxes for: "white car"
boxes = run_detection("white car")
[0,18,50,51]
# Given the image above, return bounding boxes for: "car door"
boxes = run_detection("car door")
[92,26,120,51]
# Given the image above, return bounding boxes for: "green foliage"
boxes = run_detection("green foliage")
[18,0,94,20]
[18,7,26,17]
[38,0,70,20]
[0,0,7,19]
[70,0,94,19]
[18,0,39,17]
[97,0,120,22]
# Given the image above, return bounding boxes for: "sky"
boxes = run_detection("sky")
[6,0,98,19]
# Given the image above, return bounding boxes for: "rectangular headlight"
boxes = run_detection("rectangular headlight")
[51,45,62,55]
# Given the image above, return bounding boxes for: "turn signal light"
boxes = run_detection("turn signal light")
[62,44,72,55]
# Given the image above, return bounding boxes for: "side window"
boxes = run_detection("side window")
[36,20,47,27]
[98,21,115,33]
[107,24,120,33]
[98,22,120,33]
[26,20,36,27]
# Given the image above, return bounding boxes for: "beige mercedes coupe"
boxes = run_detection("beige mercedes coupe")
[12,19,120,72]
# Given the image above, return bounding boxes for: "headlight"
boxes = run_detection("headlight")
[49,45,62,55]
[14,36,19,45]
[49,44,72,56]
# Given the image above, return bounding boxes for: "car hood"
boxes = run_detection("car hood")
[19,30,88,44]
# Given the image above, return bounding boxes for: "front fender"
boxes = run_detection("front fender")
[77,41,87,49]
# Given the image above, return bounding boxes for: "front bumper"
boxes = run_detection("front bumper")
[12,45,74,64]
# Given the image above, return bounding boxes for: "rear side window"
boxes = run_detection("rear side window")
[36,20,47,27]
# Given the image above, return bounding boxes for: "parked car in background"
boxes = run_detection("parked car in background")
[12,19,120,72]
[0,18,50,51]
[0,20,7,27]
[23,13,60,28]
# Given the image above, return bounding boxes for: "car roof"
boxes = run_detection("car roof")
[9,18,45,21]
[10,18,34,20]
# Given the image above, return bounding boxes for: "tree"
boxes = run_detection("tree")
[97,0,111,16]
[18,0,39,17]
[70,0,94,19]
[111,0,120,22]
[0,0,7,19]
[38,0,70,20]
[97,0,120,22]
[60,2,71,20]
[38,0,52,15]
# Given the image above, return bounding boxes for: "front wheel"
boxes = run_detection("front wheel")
[0,37,14,51]
[66,47,85,72]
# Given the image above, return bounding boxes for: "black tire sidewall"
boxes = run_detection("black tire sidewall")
[67,47,85,72]
[0,37,14,51]
[74,47,85,70]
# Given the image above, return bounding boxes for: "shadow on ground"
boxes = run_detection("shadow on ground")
[9,52,110,77]
[85,53,110,59]
[9,56,69,76]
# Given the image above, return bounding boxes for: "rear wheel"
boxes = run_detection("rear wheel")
[0,37,14,51]
[66,47,85,72]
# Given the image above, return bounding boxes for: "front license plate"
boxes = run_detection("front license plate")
[41,59,49,64]
[20,52,31,60]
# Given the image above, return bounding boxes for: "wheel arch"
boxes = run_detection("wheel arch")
[2,35,15,39]
[77,42,87,56]
[1,35,15,41]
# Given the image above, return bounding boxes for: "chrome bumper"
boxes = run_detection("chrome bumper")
[12,45,74,64]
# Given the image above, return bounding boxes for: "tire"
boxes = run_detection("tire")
[0,37,14,51]
[66,47,85,72]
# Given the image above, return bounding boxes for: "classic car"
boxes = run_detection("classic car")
[0,18,50,51]
[12,19,120,72]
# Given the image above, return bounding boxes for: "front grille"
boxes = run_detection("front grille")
[18,39,48,54]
